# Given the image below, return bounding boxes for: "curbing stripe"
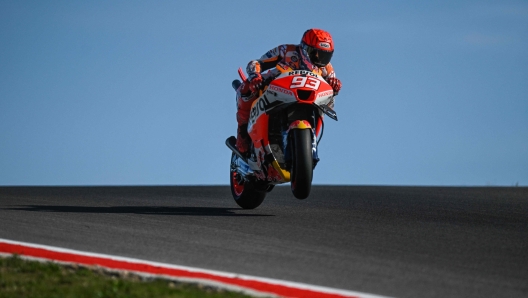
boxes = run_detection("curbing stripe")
[0,238,390,298]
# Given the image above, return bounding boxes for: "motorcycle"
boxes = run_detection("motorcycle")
[226,63,338,209]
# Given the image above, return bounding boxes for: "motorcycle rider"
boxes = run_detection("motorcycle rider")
[235,28,342,154]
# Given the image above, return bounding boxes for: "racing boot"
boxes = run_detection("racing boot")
[236,123,251,155]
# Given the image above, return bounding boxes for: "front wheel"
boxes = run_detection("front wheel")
[290,129,313,199]
[230,153,267,209]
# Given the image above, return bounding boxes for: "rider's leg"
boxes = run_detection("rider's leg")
[236,82,258,154]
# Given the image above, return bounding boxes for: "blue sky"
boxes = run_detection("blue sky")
[1,1,527,186]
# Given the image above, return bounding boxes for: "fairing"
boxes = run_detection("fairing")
[241,67,335,184]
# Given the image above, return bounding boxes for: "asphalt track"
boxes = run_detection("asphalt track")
[0,186,527,298]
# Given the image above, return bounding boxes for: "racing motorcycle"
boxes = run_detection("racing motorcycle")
[226,63,338,209]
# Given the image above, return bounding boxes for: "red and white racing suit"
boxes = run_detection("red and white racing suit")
[236,44,339,152]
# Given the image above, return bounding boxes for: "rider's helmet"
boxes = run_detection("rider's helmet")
[300,28,334,67]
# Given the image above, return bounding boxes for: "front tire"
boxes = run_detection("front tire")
[290,129,313,199]
[230,153,267,209]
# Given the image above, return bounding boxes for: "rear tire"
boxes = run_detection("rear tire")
[230,153,267,209]
[290,129,313,199]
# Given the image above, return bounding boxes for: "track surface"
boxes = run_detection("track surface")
[0,186,527,298]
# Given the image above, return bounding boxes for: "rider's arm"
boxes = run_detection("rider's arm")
[246,45,287,79]
[322,62,341,95]
[322,63,336,80]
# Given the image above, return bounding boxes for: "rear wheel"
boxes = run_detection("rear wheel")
[290,129,313,199]
[230,153,267,209]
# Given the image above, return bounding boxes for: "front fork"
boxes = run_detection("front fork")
[284,120,320,169]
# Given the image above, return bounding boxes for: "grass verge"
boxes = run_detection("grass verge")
[0,255,254,298]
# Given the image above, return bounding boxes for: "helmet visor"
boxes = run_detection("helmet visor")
[315,49,333,66]
[305,45,333,67]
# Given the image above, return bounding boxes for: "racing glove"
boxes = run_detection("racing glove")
[248,73,263,93]
[327,77,342,95]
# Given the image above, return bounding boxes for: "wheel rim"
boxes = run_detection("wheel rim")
[231,172,244,197]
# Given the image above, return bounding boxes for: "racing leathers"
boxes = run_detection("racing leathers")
[236,44,341,153]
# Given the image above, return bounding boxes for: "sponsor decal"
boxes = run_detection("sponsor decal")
[279,45,286,57]
[286,51,299,63]
[290,76,321,90]
[265,47,279,58]
[249,95,272,123]
[319,42,331,49]
[317,90,333,98]
[288,70,318,77]
[277,62,291,72]
[268,85,294,96]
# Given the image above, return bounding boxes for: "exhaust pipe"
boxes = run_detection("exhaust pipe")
[225,136,248,163]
